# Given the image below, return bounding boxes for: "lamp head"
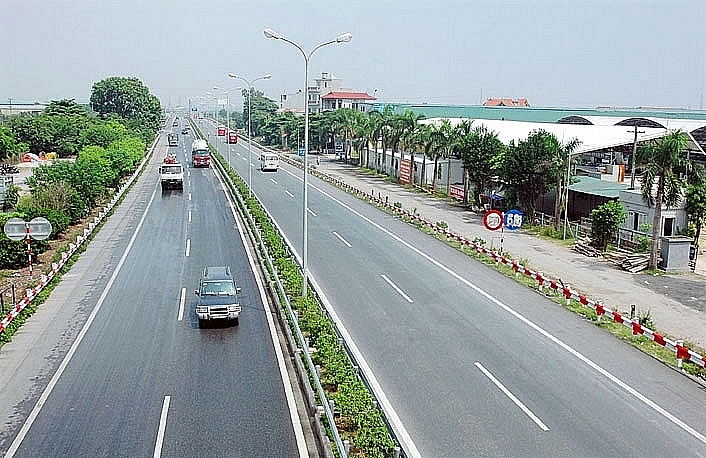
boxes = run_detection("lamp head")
[228,73,238,79]
[336,32,353,43]
[264,28,280,39]
[262,74,272,80]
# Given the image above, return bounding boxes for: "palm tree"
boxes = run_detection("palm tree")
[395,110,425,184]
[415,124,435,190]
[330,108,363,163]
[364,110,384,172]
[378,105,394,175]
[640,130,692,270]
[428,119,456,193]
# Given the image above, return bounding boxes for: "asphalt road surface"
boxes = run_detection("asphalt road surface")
[202,119,706,458]
[1,119,304,458]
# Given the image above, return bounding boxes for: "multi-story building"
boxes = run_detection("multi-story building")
[279,72,375,114]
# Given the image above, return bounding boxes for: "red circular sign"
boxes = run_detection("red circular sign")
[483,210,503,231]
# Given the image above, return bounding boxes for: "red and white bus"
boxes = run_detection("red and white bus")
[217,126,226,136]
[228,131,238,144]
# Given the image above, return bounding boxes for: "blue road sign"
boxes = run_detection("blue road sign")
[298,147,305,157]
[504,209,523,231]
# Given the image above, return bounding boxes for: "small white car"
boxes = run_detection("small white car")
[260,153,279,172]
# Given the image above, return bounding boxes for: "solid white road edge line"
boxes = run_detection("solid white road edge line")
[380,274,414,303]
[4,182,160,458]
[332,231,352,248]
[474,362,550,432]
[178,287,186,322]
[153,395,171,458]
[215,165,308,458]
[307,275,423,458]
[305,178,706,447]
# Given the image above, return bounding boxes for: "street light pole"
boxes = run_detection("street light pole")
[228,73,272,198]
[264,28,352,297]
[563,151,582,240]
[214,86,235,166]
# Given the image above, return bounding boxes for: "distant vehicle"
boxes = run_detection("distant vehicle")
[228,131,238,144]
[191,138,210,167]
[159,161,184,189]
[260,153,279,172]
[217,126,226,136]
[167,133,179,147]
[195,266,241,326]
[182,127,190,135]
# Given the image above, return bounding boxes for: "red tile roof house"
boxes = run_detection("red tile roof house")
[483,97,530,107]
[321,91,377,112]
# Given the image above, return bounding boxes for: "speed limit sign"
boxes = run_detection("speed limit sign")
[483,210,503,231]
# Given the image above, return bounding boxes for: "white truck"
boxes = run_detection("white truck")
[159,161,184,189]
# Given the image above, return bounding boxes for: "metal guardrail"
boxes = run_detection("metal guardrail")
[197,118,406,457]
[209,144,350,457]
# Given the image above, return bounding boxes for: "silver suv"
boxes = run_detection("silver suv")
[195,266,241,326]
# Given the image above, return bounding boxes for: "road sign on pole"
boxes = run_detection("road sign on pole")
[3,217,52,276]
[503,209,523,231]
[482,210,503,231]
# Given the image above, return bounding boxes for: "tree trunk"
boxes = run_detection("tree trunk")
[554,175,563,231]
[446,154,452,196]
[421,155,427,190]
[432,156,439,191]
[463,168,469,205]
[648,177,665,270]
[409,151,415,185]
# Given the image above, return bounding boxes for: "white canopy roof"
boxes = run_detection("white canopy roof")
[420,118,704,155]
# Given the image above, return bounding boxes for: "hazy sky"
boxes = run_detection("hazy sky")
[1,0,705,111]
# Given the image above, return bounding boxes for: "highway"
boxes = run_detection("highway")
[1,120,304,457]
[201,118,706,457]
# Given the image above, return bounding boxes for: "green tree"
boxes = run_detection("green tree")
[428,119,457,193]
[685,179,706,246]
[330,108,364,163]
[590,200,627,250]
[395,110,425,183]
[44,99,89,117]
[1,185,19,212]
[242,88,278,137]
[9,115,56,156]
[80,119,127,148]
[0,125,22,160]
[90,76,162,140]
[365,109,384,173]
[639,130,692,269]
[456,123,505,207]
[494,129,560,220]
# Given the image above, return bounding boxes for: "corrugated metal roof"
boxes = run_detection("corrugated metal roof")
[569,176,628,198]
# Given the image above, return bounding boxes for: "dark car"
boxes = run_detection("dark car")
[195,266,241,326]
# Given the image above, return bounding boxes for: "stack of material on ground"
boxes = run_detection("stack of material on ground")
[605,248,651,273]
[572,237,602,257]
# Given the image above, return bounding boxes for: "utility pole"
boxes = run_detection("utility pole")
[629,123,645,190]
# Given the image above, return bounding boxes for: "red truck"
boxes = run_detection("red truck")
[191,139,210,167]
[228,131,238,144]
[217,126,226,136]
